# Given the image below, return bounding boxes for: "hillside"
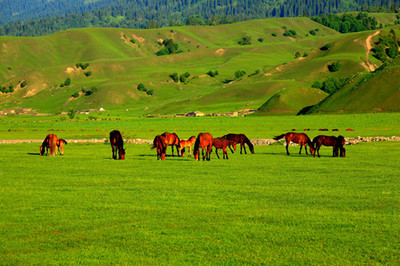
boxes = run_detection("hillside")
[307,54,400,114]
[0,18,399,116]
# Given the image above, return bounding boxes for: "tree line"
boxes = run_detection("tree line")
[0,0,400,37]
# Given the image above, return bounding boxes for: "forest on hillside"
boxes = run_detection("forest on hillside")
[0,0,399,36]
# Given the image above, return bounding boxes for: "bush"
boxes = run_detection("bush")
[76,63,89,70]
[137,83,147,92]
[311,81,322,89]
[207,70,219,77]
[303,52,309,57]
[68,109,75,119]
[321,77,346,94]
[283,29,297,37]
[146,90,153,96]
[20,81,27,88]
[328,61,342,72]
[179,72,190,83]
[85,87,98,96]
[72,92,80,98]
[257,38,264,43]
[63,77,71,86]
[156,39,182,56]
[271,32,277,37]
[295,51,301,58]
[320,43,332,51]
[234,70,246,79]
[84,71,92,77]
[309,29,316,36]
[238,35,252,45]
[170,73,179,82]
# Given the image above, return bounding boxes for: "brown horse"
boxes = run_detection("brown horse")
[40,134,58,156]
[110,130,125,160]
[178,136,196,157]
[152,135,167,160]
[273,132,315,156]
[161,132,180,157]
[212,137,236,159]
[193,133,213,161]
[223,133,253,154]
[57,139,68,156]
[312,135,345,157]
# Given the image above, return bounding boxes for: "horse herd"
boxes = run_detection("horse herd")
[39,130,346,160]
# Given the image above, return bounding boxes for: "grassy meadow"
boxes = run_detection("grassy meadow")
[1,140,399,264]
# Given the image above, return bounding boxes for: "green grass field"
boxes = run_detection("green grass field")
[1,141,399,264]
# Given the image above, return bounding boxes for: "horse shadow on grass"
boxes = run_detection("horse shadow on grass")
[27,152,41,156]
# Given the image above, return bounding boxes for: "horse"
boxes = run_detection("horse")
[193,133,213,161]
[40,134,58,156]
[152,135,167,160]
[178,136,196,157]
[273,132,315,156]
[161,132,180,157]
[223,133,253,154]
[312,135,345,157]
[109,130,125,160]
[212,137,236,159]
[57,139,68,156]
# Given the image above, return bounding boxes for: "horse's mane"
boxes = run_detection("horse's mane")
[243,135,254,153]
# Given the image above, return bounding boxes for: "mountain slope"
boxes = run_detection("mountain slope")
[1,18,398,116]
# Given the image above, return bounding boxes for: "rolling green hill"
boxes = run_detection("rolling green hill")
[0,18,399,116]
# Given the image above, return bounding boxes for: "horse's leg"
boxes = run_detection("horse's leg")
[202,147,205,161]
[305,144,308,155]
[224,147,228,159]
[188,147,191,157]
[228,145,234,153]
[243,144,247,154]
[215,148,220,159]
[240,144,243,154]
[299,144,302,154]
[317,145,321,157]
[207,144,212,161]
[286,141,290,155]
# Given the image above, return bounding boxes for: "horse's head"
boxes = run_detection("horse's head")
[231,141,237,151]
[39,146,44,156]
[119,148,126,160]
[309,144,316,156]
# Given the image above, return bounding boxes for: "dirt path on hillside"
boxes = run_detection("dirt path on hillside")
[366,30,381,72]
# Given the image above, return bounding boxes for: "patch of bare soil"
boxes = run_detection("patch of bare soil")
[366,30,381,72]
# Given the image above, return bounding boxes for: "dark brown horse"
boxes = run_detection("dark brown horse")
[57,139,68,156]
[178,136,196,157]
[223,133,254,154]
[193,133,213,161]
[110,130,125,160]
[152,135,167,160]
[40,134,58,156]
[161,132,180,157]
[273,132,315,156]
[212,137,236,159]
[312,135,345,157]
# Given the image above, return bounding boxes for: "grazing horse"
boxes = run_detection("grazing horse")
[273,132,315,156]
[161,132,180,157]
[212,137,236,159]
[57,139,68,156]
[312,135,345,157]
[193,133,213,161]
[110,130,125,160]
[40,134,58,156]
[223,133,254,154]
[178,136,196,157]
[152,135,167,160]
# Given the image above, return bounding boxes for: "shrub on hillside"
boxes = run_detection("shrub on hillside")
[84,71,92,77]
[156,39,182,56]
[68,109,75,119]
[179,72,191,83]
[320,77,346,94]
[85,87,97,96]
[72,92,80,98]
[328,60,342,72]
[295,51,301,58]
[234,70,246,79]
[320,43,332,51]
[238,35,252,45]
[170,73,179,82]
[76,63,89,70]
[146,89,153,96]
[20,81,27,88]
[257,38,264,43]
[271,32,277,37]
[207,70,219,77]
[137,83,147,92]
[309,29,316,36]
[283,29,297,37]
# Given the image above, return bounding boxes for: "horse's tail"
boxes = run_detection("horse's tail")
[337,135,345,147]
[273,134,285,141]
[244,136,255,154]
